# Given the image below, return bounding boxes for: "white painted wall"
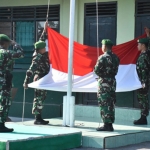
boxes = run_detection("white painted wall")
[117,0,135,44]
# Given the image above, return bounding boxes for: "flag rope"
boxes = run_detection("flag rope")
[46,0,50,21]
[96,0,99,58]
[40,0,50,40]
[22,88,26,124]
[96,0,102,128]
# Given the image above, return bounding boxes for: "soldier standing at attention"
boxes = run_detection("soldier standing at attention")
[134,38,150,125]
[0,34,24,132]
[23,22,50,125]
[94,39,120,131]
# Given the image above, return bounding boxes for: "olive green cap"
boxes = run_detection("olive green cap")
[0,34,11,42]
[101,39,113,46]
[34,41,46,50]
[137,38,149,44]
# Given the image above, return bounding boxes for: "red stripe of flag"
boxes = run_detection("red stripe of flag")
[47,27,146,76]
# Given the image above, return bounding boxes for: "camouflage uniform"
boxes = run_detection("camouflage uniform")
[94,50,120,123]
[147,37,150,84]
[24,52,50,115]
[136,51,150,116]
[0,46,24,123]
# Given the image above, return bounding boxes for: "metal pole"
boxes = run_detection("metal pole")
[22,88,26,123]
[62,96,67,126]
[66,0,76,126]
[70,96,75,127]
[96,0,99,57]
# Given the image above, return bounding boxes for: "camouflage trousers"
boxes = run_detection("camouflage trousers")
[137,86,149,116]
[32,89,47,115]
[0,88,11,123]
[97,77,116,123]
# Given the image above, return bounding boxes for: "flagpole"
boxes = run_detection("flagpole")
[66,0,76,127]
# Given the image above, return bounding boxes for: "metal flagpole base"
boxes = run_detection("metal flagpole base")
[63,95,75,127]
[62,96,67,126]
[70,96,75,127]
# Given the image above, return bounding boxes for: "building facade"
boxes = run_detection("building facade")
[0,0,150,118]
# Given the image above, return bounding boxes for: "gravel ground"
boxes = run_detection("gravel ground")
[71,141,150,150]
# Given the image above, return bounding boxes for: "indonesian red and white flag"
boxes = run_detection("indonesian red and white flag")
[28,27,146,92]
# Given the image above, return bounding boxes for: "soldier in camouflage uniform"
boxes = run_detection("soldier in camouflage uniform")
[134,38,150,125]
[94,39,120,131]
[0,34,24,132]
[23,22,50,125]
[6,40,17,123]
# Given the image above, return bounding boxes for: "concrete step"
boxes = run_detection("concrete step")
[47,117,150,149]
[0,122,81,150]
[7,105,150,149]
[75,105,150,125]
[70,105,150,148]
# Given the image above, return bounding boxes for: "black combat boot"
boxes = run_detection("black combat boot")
[0,123,13,132]
[96,123,114,131]
[34,114,49,125]
[134,115,147,125]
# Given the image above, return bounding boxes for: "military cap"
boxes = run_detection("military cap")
[34,41,46,50]
[0,34,11,42]
[101,39,113,46]
[137,38,149,44]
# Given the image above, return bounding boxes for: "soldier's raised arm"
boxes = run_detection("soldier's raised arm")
[39,21,48,42]
[145,27,150,51]
[0,35,24,59]
[145,27,150,37]
[9,40,24,59]
[33,21,48,57]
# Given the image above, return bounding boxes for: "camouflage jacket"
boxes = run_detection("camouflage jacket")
[147,37,150,84]
[94,50,120,78]
[24,52,50,84]
[136,51,150,85]
[0,46,24,73]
